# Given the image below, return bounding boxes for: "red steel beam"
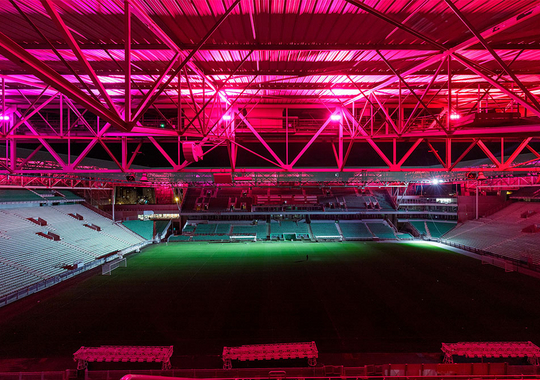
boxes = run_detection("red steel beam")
[124,0,132,122]
[344,4,540,105]
[342,0,444,50]
[0,31,127,130]
[444,0,540,111]
[452,53,540,118]
[377,50,447,133]
[503,138,533,169]
[130,0,241,124]
[40,0,120,118]
[237,113,286,168]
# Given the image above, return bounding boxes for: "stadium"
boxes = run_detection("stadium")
[1,0,540,379]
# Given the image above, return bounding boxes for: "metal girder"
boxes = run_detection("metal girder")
[289,117,333,168]
[452,53,540,118]
[182,51,253,133]
[237,113,286,169]
[443,0,540,111]
[377,50,447,134]
[0,30,127,131]
[17,42,540,51]
[40,0,120,119]
[125,0,132,122]
[128,0,241,124]
[342,0,444,50]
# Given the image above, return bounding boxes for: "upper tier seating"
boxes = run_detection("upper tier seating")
[180,186,396,213]
[0,189,43,202]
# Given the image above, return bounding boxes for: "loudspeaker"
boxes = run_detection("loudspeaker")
[183,142,203,162]
[126,175,135,181]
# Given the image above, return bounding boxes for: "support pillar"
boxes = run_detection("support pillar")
[112,186,116,222]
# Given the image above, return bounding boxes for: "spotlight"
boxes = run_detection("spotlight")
[431,178,441,185]
[330,114,342,121]
[450,113,461,120]
[159,123,166,128]
[0,115,10,121]
[222,114,232,121]
[140,173,148,182]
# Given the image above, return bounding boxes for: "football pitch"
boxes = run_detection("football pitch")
[1,241,540,363]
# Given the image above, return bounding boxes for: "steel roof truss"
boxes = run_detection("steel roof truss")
[444,0,540,111]
[452,53,540,119]
[40,0,121,119]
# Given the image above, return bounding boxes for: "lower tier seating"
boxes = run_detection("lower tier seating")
[0,204,145,299]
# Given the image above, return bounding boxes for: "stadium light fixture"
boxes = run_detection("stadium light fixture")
[449,113,461,120]
[222,114,232,121]
[0,115,10,121]
[330,113,342,121]
[431,178,441,185]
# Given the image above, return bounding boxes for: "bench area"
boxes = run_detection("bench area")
[222,341,318,369]
[442,341,540,365]
[73,345,174,370]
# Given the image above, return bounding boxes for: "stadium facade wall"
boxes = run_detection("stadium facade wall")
[3,362,540,380]
[457,195,510,221]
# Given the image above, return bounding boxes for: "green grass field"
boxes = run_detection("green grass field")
[1,241,540,362]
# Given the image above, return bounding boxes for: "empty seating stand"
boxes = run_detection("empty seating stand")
[168,235,191,242]
[366,222,396,240]
[73,345,174,370]
[0,204,145,302]
[122,220,154,240]
[426,221,456,238]
[339,222,373,240]
[222,341,318,369]
[310,222,341,240]
[410,221,428,235]
[231,223,267,240]
[444,202,540,264]
[441,341,540,365]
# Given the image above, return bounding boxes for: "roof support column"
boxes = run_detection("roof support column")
[124,0,132,122]
[444,0,540,111]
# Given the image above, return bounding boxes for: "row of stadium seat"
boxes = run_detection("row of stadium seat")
[181,186,396,212]
[0,205,146,299]
[444,203,540,264]
[177,221,401,242]
[409,220,457,238]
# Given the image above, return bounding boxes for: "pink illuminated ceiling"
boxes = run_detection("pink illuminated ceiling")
[0,0,539,185]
